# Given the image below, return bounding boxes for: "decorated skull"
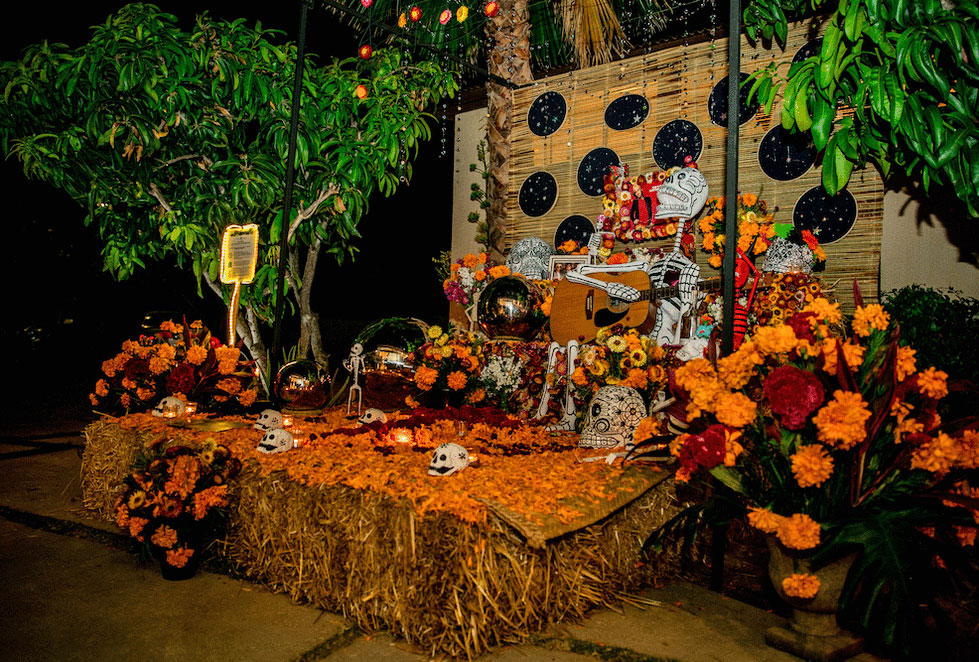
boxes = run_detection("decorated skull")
[762,236,815,274]
[151,396,187,418]
[428,442,470,476]
[654,166,709,221]
[579,385,647,449]
[253,409,284,431]
[359,408,388,425]
[505,237,554,280]
[257,428,294,454]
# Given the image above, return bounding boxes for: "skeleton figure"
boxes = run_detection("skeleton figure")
[428,442,470,476]
[253,409,284,431]
[579,385,647,449]
[359,408,387,425]
[533,339,580,431]
[257,428,294,454]
[344,343,366,416]
[505,237,554,280]
[151,396,187,418]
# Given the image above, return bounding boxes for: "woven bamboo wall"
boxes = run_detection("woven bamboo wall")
[507,21,883,310]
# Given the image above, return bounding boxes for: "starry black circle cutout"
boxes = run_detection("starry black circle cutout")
[793,38,823,64]
[554,215,595,249]
[605,94,649,131]
[577,147,620,197]
[708,73,760,127]
[518,171,558,217]
[758,125,817,181]
[527,91,567,137]
[792,186,858,244]
[652,120,703,170]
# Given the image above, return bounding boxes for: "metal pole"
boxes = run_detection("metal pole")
[270,0,313,398]
[721,0,742,357]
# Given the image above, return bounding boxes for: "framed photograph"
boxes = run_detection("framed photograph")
[549,254,590,281]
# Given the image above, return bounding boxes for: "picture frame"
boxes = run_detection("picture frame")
[549,254,590,281]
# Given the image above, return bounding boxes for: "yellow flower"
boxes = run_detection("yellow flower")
[777,513,821,550]
[782,573,821,599]
[427,325,443,340]
[852,303,890,337]
[791,444,834,488]
[802,297,843,326]
[814,390,871,450]
[606,335,628,353]
[398,12,407,27]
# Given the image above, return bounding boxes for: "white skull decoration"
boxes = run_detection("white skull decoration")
[253,409,284,431]
[762,236,815,274]
[505,237,554,281]
[428,442,470,476]
[257,428,294,454]
[579,385,647,449]
[654,166,709,221]
[359,408,388,425]
[151,396,187,418]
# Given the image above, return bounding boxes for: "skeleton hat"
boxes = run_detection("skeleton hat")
[655,166,709,221]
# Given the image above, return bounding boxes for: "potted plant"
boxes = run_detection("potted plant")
[642,285,979,660]
[114,439,242,580]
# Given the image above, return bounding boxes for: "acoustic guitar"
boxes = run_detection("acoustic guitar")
[548,271,721,345]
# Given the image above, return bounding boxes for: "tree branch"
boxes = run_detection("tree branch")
[287,186,339,243]
[148,182,173,213]
[154,154,201,170]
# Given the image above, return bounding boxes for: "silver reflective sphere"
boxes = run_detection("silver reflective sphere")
[274,360,331,410]
[476,275,546,341]
[355,317,429,377]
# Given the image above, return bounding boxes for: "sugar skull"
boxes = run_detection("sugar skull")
[257,428,294,454]
[359,408,388,425]
[253,409,284,431]
[428,442,470,476]
[151,396,187,418]
[505,237,554,280]
[579,385,647,449]
[654,166,708,221]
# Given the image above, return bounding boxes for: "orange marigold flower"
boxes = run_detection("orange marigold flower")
[753,325,798,355]
[414,366,438,390]
[956,430,979,470]
[137,387,156,401]
[782,573,821,599]
[714,391,757,429]
[165,546,195,569]
[813,390,871,450]
[852,303,890,337]
[216,378,241,395]
[186,344,209,365]
[89,393,100,406]
[911,432,961,474]
[151,525,178,549]
[917,367,949,400]
[895,346,917,382]
[802,297,842,326]
[149,356,171,375]
[193,485,229,520]
[742,193,758,206]
[128,516,149,541]
[488,265,510,278]
[777,513,822,550]
[95,379,110,397]
[791,444,835,488]
[447,371,468,391]
[747,507,783,534]
[238,389,258,408]
[955,526,977,547]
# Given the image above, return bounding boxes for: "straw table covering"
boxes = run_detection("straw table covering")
[82,408,684,659]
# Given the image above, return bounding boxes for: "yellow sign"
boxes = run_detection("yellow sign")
[219,224,259,284]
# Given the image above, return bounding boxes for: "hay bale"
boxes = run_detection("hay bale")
[80,418,148,521]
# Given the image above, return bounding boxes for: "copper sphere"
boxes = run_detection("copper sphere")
[274,360,331,411]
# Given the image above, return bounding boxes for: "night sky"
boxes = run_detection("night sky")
[1,2,457,407]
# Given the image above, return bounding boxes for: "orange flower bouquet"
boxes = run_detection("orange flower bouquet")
[114,439,242,578]
[698,192,778,268]
[660,286,978,657]
[412,326,486,406]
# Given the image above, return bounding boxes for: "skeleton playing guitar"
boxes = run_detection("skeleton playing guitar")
[548,271,722,345]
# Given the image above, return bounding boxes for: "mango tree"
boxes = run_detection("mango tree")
[0,2,458,385]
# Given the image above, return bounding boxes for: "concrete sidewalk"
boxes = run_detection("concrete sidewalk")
[0,413,887,662]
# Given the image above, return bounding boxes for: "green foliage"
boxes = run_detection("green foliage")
[881,284,979,382]
[744,0,979,216]
[0,2,458,322]
[466,139,496,253]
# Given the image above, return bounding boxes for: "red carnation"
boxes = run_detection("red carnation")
[785,311,818,345]
[763,365,825,430]
[166,362,198,395]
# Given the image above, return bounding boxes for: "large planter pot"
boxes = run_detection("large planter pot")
[765,536,864,662]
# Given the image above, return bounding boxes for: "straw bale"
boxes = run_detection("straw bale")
[80,418,151,521]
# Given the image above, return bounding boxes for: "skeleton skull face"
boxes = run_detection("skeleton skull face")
[253,409,284,431]
[428,442,470,476]
[505,237,554,280]
[151,396,187,418]
[762,236,815,274]
[579,385,647,449]
[359,408,387,425]
[654,167,709,221]
[257,428,294,454]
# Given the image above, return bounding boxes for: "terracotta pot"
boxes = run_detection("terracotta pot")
[764,536,864,662]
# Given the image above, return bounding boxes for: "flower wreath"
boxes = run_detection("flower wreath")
[596,164,679,243]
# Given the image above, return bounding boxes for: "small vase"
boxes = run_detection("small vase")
[764,536,863,662]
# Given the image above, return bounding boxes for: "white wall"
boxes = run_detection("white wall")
[450,108,489,261]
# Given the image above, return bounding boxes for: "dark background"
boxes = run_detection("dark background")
[0,2,459,412]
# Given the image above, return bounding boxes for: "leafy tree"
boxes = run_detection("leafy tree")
[0,3,458,384]
[743,0,979,216]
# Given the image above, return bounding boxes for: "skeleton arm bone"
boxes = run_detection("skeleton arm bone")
[563,265,645,302]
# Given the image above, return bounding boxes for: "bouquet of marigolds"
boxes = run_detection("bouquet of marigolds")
[114,439,242,571]
[665,289,979,656]
[91,319,258,414]
[442,252,511,307]
[699,193,778,268]
[412,326,487,405]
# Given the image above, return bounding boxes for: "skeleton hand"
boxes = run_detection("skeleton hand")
[606,281,640,302]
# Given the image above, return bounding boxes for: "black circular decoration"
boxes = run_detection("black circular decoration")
[708,73,760,127]
[527,91,567,137]
[792,186,858,244]
[793,38,823,64]
[577,147,620,196]
[652,120,703,170]
[604,94,650,131]
[554,215,595,249]
[758,125,817,181]
[518,171,558,217]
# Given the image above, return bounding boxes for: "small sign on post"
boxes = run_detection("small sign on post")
[219,224,259,346]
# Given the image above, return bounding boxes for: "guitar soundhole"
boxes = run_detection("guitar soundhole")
[594,308,629,328]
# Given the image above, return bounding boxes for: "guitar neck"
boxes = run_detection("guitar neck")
[649,278,722,301]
